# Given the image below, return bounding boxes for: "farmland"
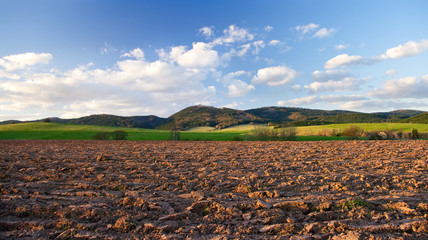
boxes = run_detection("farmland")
[1,122,428,141]
[0,140,427,239]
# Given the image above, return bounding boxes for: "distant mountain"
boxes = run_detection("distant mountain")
[246,107,425,126]
[0,120,23,125]
[399,112,428,124]
[245,106,355,123]
[66,114,168,129]
[157,105,264,130]
[0,106,426,129]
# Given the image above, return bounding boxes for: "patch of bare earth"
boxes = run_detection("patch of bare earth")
[0,140,427,239]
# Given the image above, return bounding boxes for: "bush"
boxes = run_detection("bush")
[112,130,128,140]
[341,125,363,140]
[365,130,397,140]
[92,132,111,140]
[251,126,297,141]
[411,129,419,139]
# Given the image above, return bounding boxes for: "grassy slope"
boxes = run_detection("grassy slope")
[296,123,428,136]
[1,122,427,141]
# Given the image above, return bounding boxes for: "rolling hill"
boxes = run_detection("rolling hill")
[0,105,425,130]
[158,105,264,130]
[399,112,428,124]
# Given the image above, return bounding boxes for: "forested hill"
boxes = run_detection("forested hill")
[0,105,425,130]
[157,105,264,130]
[399,112,428,124]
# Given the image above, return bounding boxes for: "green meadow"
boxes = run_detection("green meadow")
[0,122,427,141]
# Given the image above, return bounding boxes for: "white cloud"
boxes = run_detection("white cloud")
[319,95,367,104]
[222,101,241,109]
[0,70,20,79]
[199,26,215,38]
[252,65,298,86]
[0,49,218,119]
[294,23,319,34]
[166,42,220,69]
[368,76,428,99]
[385,69,397,76]
[0,52,52,71]
[313,27,336,38]
[100,42,117,55]
[220,71,254,97]
[305,78,360,92]
[311,69,352,82]
[335,44,349,50]
[324,54,363,69]
[222,71,247,83]
[213,25,254,45]
[268,40,282,46]
[340,99,428,112]
[380,39,428,60]
[120,48,145,60]
[227,80,255,97]
[277,96,317,106]
[278,95,367,107]
[264,25,274,32]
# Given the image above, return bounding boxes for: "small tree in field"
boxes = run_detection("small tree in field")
[341,125,363,140]
[92,132,111,140]
[411,129,419,139]
[112,130,128,140]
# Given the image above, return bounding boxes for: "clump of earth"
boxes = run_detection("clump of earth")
[0,140,427,239]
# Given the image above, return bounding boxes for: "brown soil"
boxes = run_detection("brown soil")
[0,140,427,239]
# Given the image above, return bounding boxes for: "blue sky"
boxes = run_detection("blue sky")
[1,0,428,120]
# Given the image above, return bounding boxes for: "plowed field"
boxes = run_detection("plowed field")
[0,140,427,239]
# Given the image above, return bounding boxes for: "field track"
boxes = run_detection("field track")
[0,140,427,239]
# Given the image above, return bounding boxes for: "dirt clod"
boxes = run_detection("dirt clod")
[0,140,427,239]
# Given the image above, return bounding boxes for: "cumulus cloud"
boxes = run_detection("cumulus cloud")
[221,71,254,97]
[368,75,428,99]
[385,69,397,76]
[340,99,428,112]
[164,42,220,69]
[213,25,254,45]
[264,25,274,32]
[335,44,349,50]
[277,95,367,107]
[311,69,352,82]
[0,52,52,71]
[324,54,363,69]
[294,23,319,34]
[120,48,144,60]
[313,27,336,38]
[252,65,298,86]
[227,80,255,97]
[199,26,215,38]
[268,40,281,46]
[380,39,428,60]
[277,96,317,106]
[0,48,218,119]
[307,69,362,93]
[305,78,360,93]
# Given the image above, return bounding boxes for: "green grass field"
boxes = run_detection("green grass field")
[296,123,428,136]
[0,122,427,141]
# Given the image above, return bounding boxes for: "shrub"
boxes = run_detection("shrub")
[92,132,111,140]
[251,126,297,141]
[111,130,128,140]
[341,125,363,140]
[411,129,419,139]
[233,136,243,141]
